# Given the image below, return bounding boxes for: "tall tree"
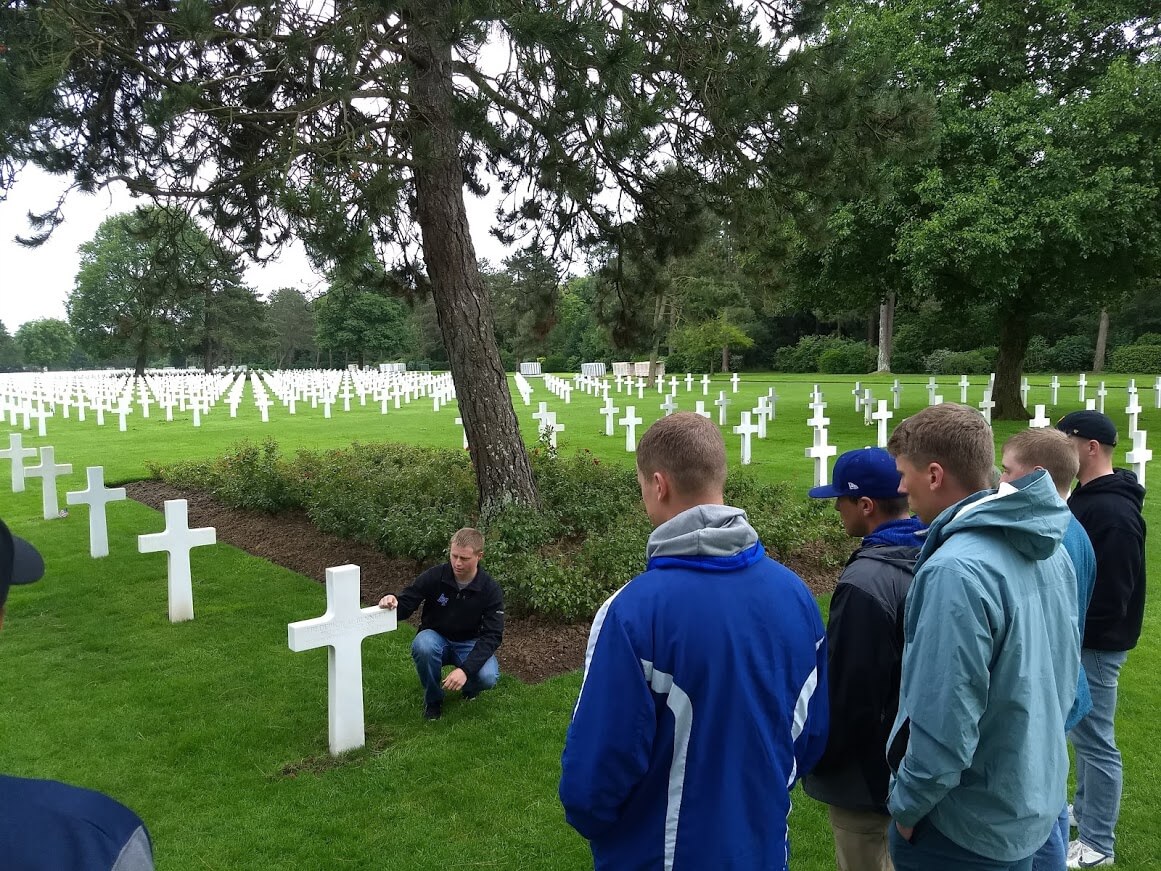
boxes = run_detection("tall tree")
[786,1,1161,417]
[1,1,913,511]
[315,286,416,368]
[266,288,317,369]
[67,208,237,375]
[0,321,22,369]
[14,318,75,369]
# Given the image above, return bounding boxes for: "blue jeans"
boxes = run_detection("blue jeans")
[1069,648,1128,856]
[411,629,499,706]
[1031,804,1068,871]
[889,819,1033,871]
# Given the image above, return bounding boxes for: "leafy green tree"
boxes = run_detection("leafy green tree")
[783,1,1161,417]
[266,288,317,368]
[14,318,75,369]
[670,315,755,373]
[0,321,22,369]
[486,250,561,362]
[67,208,244,375]
[190,282,271,371]
[1,0,916,511]
[315,287,416,368]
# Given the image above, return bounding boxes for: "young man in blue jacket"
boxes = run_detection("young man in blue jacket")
[885,404,1079,871]
[1000,428,1096,871]
[559,412,829,871]
[804,447,925,871]
[0,517,155,871]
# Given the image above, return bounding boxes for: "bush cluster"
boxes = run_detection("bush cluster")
[923,348,993,375]
[775,335,874,374]
[152,440,847,621]
[1108,345,1161,374]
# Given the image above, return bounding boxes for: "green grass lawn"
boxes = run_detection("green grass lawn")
[1,371,1158,869]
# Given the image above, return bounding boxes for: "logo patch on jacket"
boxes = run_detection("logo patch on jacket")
[437,593,449,606]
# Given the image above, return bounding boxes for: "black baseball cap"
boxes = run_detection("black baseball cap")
[808,447,906,500]
[0,518,45,609]
[1056,410,1118,447]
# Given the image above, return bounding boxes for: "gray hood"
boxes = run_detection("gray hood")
[645,504,760,561]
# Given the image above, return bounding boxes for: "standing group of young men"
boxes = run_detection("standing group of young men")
[556,405,1144,871]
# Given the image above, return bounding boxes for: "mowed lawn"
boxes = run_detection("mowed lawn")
[0,372,1158,869]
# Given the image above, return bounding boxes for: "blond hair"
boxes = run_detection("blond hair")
[1003,429,1079,496]
[450,527,484,553]
[887,403,995,492]
[637,412,727,497]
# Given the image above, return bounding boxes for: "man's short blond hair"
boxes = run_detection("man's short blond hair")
[1003,429,1079,496]
[450,528,484,553]
[887,404,995,492]
[636,412,727,497]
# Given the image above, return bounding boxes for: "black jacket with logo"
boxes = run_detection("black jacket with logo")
[395,563,505,676]
[1068,468,1147,651]
[802,536,921,815]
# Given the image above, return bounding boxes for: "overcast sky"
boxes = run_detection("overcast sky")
[0,165,513,332]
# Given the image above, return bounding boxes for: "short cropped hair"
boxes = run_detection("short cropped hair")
[845,494,912,517]
[1003,429,1079,495]
[637,412,727,497]
[450,528,485,553]
[887,404,995,492]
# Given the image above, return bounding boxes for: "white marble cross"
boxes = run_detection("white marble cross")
[1020,378,1030,407]
[669,376,679,394]
[959,375,971,404]
[1051,376,1060,406]
[714,391,731,426]
[66,466,128,558]
[685,373,694,392]
[734,411,760,465]
[926,378,938,404]
[872,400,893,448]
[288,564,397,756]
[852,382,863,411]
[661,394,679,417]
[806,428,838,488]
[892,379,902,410]
[1,433,37,493]
[979,391,995,425]
[453,417,468,449]
[694,401,711,419]
[116,396,132,432]
[1126,393,1143,436]
[1127,430,1152,485]
[620,406,643,452]
[808,401,830,431]
[539,411,563,448]
[24,446,73,520]
[29,402,50,438]
[138,499,217,623]
[701,374,710,395]
[753,400,768,439]
[1154,376,1161,410]
[1078,373,1087,403]
[862,389,874,426]
[766,387,779,419]
[532,402,551,435]
[730,372,740,393]
[1029,405,1051,429]
[1097,382,1108,414]
[600,397,619,436]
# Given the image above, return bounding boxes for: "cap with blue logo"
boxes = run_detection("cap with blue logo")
[807,447,905,500]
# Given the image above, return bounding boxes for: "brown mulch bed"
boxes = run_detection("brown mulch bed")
[125,482,841,684]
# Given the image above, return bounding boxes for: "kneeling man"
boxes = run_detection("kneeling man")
[379,528,503,720]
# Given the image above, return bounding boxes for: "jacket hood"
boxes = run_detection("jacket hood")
[863,516,926,549]
[645,504,760,561]
[920,469,1070,565]
[1073,468,1146,509]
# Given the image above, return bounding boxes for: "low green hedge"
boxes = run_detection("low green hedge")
[150,440,847,621]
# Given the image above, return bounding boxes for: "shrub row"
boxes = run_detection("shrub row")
[150,440,847,621]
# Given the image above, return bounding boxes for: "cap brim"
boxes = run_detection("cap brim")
[9,534,45,585]
[807,484,844,498]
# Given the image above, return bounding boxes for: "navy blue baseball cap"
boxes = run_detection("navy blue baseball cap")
[808,447,905,500]
[1056,410,1117,446]
[0,518,44,609]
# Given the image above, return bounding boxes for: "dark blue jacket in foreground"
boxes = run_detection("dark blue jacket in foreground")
[559,505,828,871]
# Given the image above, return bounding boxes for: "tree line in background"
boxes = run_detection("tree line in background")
[3,205,1159,377]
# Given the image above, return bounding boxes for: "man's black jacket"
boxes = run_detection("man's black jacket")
[395,563,504,676]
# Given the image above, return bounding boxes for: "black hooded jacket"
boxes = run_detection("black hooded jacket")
[1068,468,1147,651]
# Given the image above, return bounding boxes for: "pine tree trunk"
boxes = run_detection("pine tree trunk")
[1093,307,1109,373]
[877,292,895,373]
[993,317,1031,420]
[408,7,539,513]
[648,292,665,381]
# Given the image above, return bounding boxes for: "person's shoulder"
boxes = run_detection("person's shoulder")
[476,566,502,592]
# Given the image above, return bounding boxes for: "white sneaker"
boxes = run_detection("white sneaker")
[1068,803,1077,828]
[1067,839,1114,867]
